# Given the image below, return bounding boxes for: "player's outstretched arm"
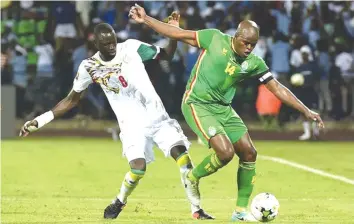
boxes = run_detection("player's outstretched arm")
[19,89,83,137]
[129,4,198,47]
[265,78,325,129]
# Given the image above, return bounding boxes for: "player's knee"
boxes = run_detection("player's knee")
[129,158,146,171]
[210,135,234,163]
[243,147,257,162]
[170,144,187,160]
[218,146,234,164]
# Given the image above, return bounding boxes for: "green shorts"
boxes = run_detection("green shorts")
[181,102,247,147]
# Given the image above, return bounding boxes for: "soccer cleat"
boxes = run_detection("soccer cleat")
[181,170,201,208]
[193,209,215,220]
[103,198,126,219]
[231,211,257,222]
[298,132,311,141]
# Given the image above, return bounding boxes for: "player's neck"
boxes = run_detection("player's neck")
[231,37,244,62]
[99,52,115,62]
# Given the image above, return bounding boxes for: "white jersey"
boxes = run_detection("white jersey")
[73,39,169,130]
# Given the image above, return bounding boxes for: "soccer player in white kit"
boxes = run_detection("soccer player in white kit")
[19,14,213,220]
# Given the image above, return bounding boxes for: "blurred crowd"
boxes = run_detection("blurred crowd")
[1,1,354,124]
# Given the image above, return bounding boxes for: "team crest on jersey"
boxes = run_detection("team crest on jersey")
[241,61,248,71]
[208,126,216,136]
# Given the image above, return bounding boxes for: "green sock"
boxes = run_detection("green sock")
[188,153,225,181]
[236,161,256,209]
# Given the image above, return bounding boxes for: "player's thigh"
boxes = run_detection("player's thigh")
[223,108,248,145]
[152,118,191,157]
[120,131,154,163]
[232,132,257,159]
[181,103,226,147]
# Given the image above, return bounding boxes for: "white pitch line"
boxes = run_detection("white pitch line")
[259,155,354,185]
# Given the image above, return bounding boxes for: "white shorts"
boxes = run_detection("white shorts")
[54,23,77,38]
[120,118,191,164]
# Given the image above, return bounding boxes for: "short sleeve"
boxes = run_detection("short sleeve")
[125,39,160,62]
[252,56,269,77]
[195,29,220,50]
[73,62,93,92]
[251,56,272,83]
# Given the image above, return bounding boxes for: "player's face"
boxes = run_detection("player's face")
[96,31,117,58]
[233,35,258,58]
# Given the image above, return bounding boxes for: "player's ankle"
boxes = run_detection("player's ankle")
[235,206,246,213]
[187,170,198,182]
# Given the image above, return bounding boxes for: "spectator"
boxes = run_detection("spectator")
[317,39,333,115]
[25,36,56,119]
[294,46,321,140]
[51,1,84,51]
[270,2,290,36]
[290,35,313,69]
[269,32,291,86]
[11,44,28,118]
[335,42,354,117]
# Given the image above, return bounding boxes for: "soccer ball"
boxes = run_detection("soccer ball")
[250,193,280,222]
[290,73,304,86]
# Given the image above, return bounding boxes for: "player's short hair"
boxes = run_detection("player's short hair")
[94,23,115,36]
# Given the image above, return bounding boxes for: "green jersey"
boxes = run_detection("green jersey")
[183,29,270,105]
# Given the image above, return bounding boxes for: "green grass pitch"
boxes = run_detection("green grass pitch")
[2,138,354,223]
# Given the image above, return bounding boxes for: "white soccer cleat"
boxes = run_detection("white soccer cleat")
[298,132,311,141]
[181,170,201,212]
[231,211,257,222]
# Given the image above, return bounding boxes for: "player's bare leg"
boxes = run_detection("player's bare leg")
[104,158,146,219]
[231,132,257,222]
[170,145,214,220]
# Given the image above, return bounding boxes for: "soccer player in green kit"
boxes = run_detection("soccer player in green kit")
[130,4,324,222]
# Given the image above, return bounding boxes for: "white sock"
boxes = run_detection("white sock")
[302,121,310,135]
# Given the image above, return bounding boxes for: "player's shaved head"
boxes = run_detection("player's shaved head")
[232,20,260,58]
[235,20,259,40]
[94,23,117,61]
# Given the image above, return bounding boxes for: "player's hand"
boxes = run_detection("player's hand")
[19,120,39,137]
[304,110,325,129]
[129,3,146,23]
[167,11,180,27]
